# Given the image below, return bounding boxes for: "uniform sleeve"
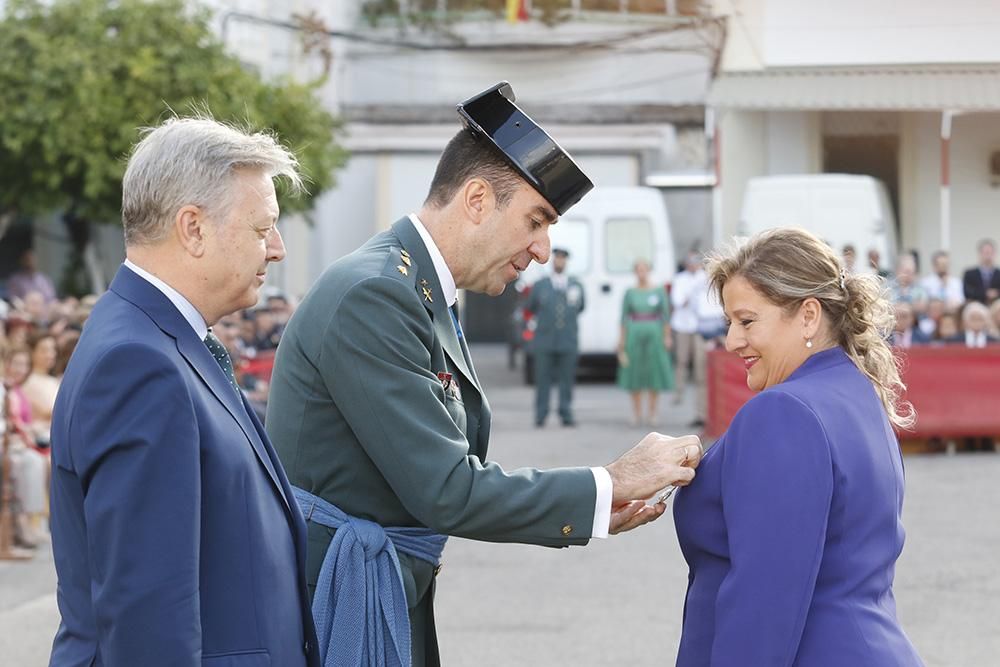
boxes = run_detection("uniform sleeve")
[71,343,201,665]
[712,390,833,666]
[322,276,596,546]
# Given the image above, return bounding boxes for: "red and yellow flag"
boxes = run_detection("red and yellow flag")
[506,0,529,23]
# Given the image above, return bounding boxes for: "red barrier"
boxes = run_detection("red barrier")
[706,347,1000,439]
[239,350,276,383]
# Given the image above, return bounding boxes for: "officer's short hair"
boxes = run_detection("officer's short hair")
[424,130,524,210]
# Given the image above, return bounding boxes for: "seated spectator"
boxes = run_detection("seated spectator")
[842,244,858,273]
[918,298,946,338]
[20,332,60,447]
[889,255,928,314]
[867,248,890,278]
[5,248,57,304]
[265,291,295,327]
[934,312,961,344]
[948,302,999,347]
[891,302,930,348]
[53,328,81,379]
[962,238,1000,304]
[3,346,49,548]
[251,307,282,351]
[920,250,965,310]
[4,313,34,351]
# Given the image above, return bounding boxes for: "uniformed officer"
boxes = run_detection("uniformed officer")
[265,82,703,667]
[527,247,585,426]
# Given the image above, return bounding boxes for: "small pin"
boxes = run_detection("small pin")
[422,286,433,302]
[419,279,429,286]
[397,265,408,276]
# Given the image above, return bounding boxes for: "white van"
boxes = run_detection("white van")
[739,174,898,272]
[515,186,676,381]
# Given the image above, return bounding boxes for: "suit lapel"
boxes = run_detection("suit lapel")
[109,266,292,514]
[390,218,481,392]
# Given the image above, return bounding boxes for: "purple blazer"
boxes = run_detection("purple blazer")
[673,348,923,666]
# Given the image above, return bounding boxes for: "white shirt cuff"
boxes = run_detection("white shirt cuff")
[590,467,613,539]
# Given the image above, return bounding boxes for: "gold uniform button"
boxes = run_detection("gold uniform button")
[561,524,573,536]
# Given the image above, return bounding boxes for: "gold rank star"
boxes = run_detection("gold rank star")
[397,264,409,276]
[400,249,412,266]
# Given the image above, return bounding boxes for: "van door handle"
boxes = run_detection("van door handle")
[601,283,612,293]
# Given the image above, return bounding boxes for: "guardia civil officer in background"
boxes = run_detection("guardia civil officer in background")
[526,246,585,427]
[266,82,703,667]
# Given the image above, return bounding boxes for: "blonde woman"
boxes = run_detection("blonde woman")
[673,228,923,666]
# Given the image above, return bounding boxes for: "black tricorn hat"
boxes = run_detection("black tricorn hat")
[457,82,594,216]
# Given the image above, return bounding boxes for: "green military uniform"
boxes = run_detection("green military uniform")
[266,217,598,667]
[526,273,585,425]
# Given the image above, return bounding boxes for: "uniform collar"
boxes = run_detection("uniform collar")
[408,213,457,307]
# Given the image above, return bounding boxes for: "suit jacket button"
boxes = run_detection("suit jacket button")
[561,524,573,536]
[304,641,310,654]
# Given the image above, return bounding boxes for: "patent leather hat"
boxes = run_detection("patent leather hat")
[456,81,593,215]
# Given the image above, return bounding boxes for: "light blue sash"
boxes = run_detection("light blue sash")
[292,487,447,667]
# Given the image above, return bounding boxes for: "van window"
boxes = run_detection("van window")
[550,218,591,272]
[606,217,655,273]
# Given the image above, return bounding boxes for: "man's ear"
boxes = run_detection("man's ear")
[461,178,494,224]
[175,205,208,258]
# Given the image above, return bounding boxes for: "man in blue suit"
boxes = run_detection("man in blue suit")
[48,117,319,667]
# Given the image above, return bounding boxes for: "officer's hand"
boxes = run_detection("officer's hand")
[609,500,666,535]
[605,432,702,506]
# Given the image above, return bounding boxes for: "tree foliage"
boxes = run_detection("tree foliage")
[0,0,347,225]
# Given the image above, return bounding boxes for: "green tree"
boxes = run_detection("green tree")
[0,0,346,295]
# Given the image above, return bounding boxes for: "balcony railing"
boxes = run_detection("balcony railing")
[363,0,710,26]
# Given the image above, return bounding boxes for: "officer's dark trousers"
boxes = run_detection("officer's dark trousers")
[534,349,578,424]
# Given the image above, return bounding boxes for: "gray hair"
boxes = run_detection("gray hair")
[122,116,303,246]
[705,227,914,431]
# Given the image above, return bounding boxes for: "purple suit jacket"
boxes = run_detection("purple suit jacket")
[673,348,923,666]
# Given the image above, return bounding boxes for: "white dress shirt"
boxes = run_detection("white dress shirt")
[124,259,207,339]
[408,214,612,538]
[920,273,964,308]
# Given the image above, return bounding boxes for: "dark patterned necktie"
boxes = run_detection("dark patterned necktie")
[204,329,240,396]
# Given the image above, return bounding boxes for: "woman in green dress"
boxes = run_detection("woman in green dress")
[617,258,674,426]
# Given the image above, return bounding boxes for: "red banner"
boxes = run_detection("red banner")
[706,347,1000,438]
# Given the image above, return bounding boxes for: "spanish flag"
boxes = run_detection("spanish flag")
[506,0,529,23]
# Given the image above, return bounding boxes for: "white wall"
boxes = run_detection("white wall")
[713,0,1000,70]
[948,112,1000,271]
[766,111,820,175]
[718,110,767,237]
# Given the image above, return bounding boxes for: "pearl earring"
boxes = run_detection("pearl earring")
[806,339,813,349]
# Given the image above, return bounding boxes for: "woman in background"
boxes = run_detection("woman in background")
[616,259,673,426]
[673,228,923,666]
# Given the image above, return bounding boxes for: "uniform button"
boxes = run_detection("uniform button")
[304,640,310,654]
[561,524,573,536]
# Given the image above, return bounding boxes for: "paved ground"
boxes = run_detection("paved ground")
[2,344,998,666]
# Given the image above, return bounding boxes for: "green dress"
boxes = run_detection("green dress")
[616,286,674,391]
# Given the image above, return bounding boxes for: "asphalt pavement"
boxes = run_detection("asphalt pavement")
[1,344,997,666]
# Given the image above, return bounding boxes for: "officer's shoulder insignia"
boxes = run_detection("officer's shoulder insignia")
[397,264,409,276]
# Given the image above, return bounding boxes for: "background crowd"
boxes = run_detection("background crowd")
[0,249,297,555]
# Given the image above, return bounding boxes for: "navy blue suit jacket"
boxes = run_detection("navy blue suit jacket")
[49,266,319,667]
[673,348,923,666]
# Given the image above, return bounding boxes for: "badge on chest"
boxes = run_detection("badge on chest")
[437,371,462,401]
